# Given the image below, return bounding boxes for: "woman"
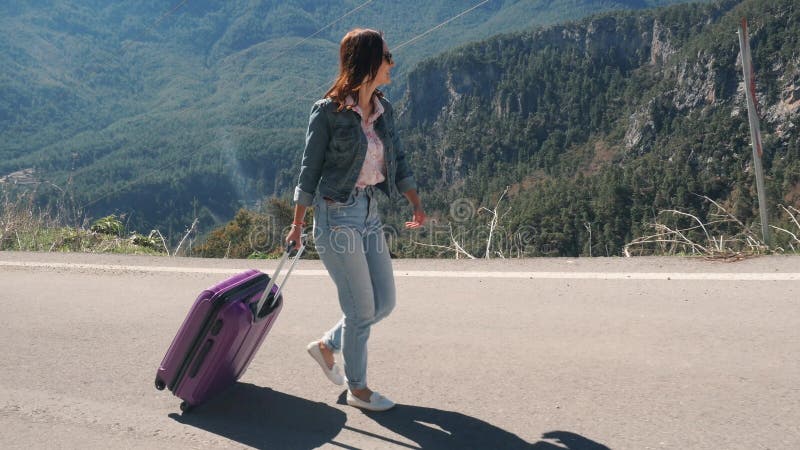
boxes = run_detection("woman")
[285,28,425,412]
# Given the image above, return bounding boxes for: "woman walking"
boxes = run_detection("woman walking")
[285,29,425,412]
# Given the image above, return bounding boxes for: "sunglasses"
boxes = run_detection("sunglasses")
[383,51,393,64]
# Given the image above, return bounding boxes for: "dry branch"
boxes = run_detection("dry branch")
[624,196,778,258]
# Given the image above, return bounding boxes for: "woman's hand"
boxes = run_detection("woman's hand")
[285,224,303,250]
[286,204,308,251]
[403,189,425,229]
[405,207,426,229]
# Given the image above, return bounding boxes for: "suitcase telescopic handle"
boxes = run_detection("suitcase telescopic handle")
[254,235,307,320]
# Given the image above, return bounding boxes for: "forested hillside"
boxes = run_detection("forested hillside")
[0,0,700,241]
[388,0,799,257]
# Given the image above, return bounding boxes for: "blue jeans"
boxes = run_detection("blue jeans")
[313,187,396,390]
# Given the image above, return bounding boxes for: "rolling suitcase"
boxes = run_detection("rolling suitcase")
[155,240,305,413]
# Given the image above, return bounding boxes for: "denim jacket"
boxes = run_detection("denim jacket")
[293,97,417,207]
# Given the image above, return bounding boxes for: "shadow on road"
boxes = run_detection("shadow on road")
[337,391,610,449]
[170,382,345,449]
[168,383,608,450]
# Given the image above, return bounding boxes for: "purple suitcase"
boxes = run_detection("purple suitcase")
[155,242,304,412]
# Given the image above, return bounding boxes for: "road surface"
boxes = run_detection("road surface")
[0,252,798,449]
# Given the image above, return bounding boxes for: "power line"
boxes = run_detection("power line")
[81,0,493,211]
[81,2,378,210]
[121,0,191,50]
[235,0,377,115]
[392,0,491,52]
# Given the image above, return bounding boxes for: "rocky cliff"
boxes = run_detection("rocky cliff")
[393,0,800,255]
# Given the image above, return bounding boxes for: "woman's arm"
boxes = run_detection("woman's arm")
[294,101,329,207]
[383,101,424,229]
[287,101,328,249]
[404,189,425,229]
[404,189,422,212]
[286,204,307,249]
[385,101,417,195]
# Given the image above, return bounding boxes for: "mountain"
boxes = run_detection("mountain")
[1,0,702,240]
[392,0,799,256]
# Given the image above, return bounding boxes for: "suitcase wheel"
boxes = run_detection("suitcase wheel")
[180,401,193,413]
[154,377,166,391]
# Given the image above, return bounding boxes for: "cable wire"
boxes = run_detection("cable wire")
[80,0,492,211]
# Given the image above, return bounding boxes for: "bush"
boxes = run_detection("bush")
[90,215,124,236]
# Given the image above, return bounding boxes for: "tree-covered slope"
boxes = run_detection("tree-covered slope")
[0,0,703,240]
[392,0,799,256]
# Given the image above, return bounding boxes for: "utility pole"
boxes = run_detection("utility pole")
[737,18,771,247]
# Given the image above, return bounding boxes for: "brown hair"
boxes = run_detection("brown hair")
[325,28,385,111]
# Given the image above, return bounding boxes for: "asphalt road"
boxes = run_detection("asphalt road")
[1,252,798,449]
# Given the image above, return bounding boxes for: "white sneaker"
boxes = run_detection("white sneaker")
[346,391,396,412]
[306,341,344,386]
